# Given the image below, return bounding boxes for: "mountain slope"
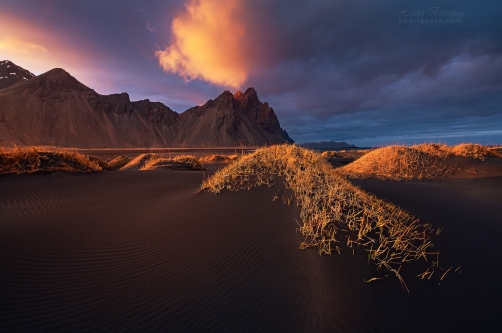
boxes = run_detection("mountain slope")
[178,89,290,146]
[0,66,292,147]
[0,60,36,90]
[0,68,180,147]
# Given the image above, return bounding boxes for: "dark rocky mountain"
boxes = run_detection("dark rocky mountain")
[178,88,292,146]
[0,65,293,148]
[300,141,356,149]
[0,60,36,90]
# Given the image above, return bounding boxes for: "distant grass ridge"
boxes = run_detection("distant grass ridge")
[199,154,239,163]
[0,146,103,174]
[108,155,131,168]
[341,143,502,180]
[201,144,443,290]
[120,154,205,171]
[142,155,205,171]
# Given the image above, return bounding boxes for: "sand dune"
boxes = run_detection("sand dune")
[119,154,205,171]
[1,167,501,331]
[340,144,502,180]
[0,147,103,174]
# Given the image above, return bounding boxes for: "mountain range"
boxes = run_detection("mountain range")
[0,60,293,148]
[300,141,357,149]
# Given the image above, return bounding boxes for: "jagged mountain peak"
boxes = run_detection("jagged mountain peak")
[0,65,293,147]
[33,68,91,91]
[0,60,36,90]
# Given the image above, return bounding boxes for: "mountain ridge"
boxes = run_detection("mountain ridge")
[300,141,357,149]
[0,60,36,90]
[0,62,293,148]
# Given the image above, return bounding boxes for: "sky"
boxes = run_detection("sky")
[1,0,501,146]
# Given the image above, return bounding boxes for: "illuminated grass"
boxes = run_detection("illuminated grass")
[200,144,443,291]
[340,143,502,180]
[0,146,103,174]
[120,154,205,171]
[120,153,159,171]
[199,154,239,163]
[321,151,342,158]
[141,155,205,171]
[108,156,132,168]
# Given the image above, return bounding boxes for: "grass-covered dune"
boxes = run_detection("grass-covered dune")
[0,147,104,174]
[340,143,502,180]
[120,153,205,171]
[201,144,446,290]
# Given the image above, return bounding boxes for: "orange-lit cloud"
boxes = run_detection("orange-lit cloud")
[0,13,80,74]
[156,0,248,89]
[0,12,113,91]
[0,38,48,53]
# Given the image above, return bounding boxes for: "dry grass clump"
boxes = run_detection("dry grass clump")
[120,154,205,171]
[449,143,502,159]
[199,155,230,163]
[413,143,502,159]
[120,153,159,171]
[227,154,240,161]
[321,151,342,158]
[412,143,451,158]
[87,156,110,170]
[108,156,131,168]
[0,146,102,174]
[341,143,502,180]
[199,154,241,163]
[140,155,205,171]
[340,146,448,180]
[201,144,443,290]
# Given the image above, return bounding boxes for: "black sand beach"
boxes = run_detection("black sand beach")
[1,170,501,332]
[77,148,256,162]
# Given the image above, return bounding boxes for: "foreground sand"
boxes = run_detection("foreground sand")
[0,170,501,332]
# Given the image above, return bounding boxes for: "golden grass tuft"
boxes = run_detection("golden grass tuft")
[340,143,502,180]
[340,146,447,180]
[321,151,342,158]
[0,146,103,174]
[449,143,502,159]
[199,155,229,163]
[120,153,159,171]
[201,144,443,291]
[413,143,501,159]
[120,154,205,171]
[134,154,205,171]
[199,154,241,164]
[411,143,451,158]
[108,156,132,168]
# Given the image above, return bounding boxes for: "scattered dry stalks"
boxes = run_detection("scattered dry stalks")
[120,153,160,171]
[119,154,205,171]
[152,155,205,170]
[0,146,102,174]
[200,144,444,291]
[321,151,342,158]
[108,156,132,168]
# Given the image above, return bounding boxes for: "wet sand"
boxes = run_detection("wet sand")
[1,171,501,332]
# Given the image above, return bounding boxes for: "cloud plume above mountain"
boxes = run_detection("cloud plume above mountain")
[155,0,248,89]
[2,0,502,145]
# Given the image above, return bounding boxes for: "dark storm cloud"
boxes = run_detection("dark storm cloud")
[243,0,502,144]
[1,0,501,144]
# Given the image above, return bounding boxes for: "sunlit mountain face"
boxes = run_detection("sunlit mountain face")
[1,0,501,145]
